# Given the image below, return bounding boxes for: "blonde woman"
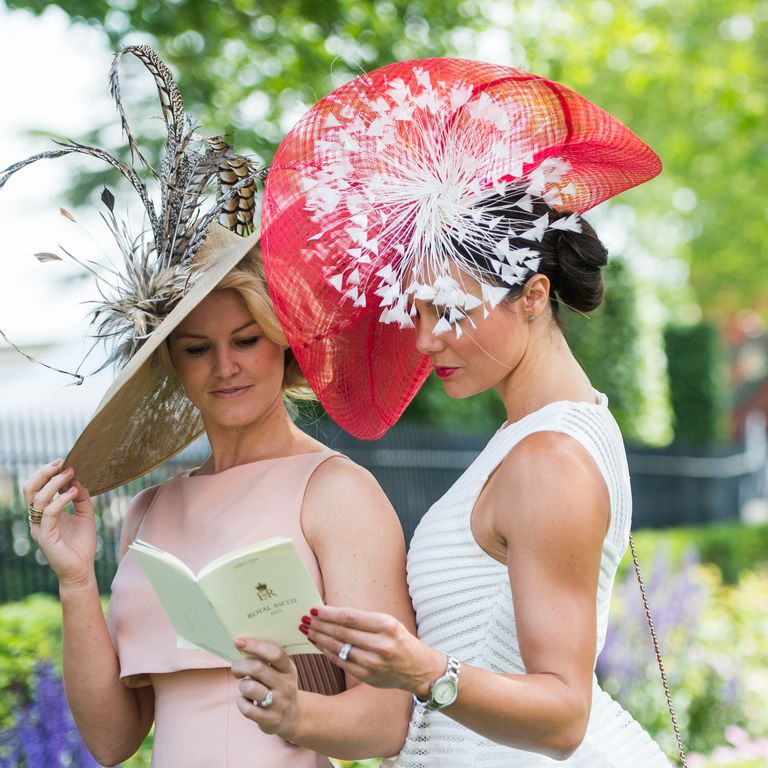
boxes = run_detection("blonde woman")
[15,47,413,767]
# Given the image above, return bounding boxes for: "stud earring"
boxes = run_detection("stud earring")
[528,314,536,322]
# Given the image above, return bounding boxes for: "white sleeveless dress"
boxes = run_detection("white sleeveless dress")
[389,394,671,767]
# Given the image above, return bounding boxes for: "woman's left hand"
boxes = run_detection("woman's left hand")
[231,639,300,738]
[303,606,445,697]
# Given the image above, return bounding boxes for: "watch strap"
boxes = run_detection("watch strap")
[413,655,461,711]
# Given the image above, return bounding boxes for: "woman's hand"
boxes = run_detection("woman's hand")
[232,639,302,739]
[22,459,97,589]
[301,606,446,698]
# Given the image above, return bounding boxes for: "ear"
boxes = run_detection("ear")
[522,274,551,317]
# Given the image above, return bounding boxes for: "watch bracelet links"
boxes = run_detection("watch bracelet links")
[412,654,461,711]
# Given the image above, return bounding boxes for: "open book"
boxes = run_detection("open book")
[128,536,321,663]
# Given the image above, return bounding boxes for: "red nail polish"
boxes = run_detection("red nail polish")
[298,624,309,635]
[301,615,312,625]
[310,608,319,617]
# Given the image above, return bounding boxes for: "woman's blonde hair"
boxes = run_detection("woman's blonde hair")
[156,243,315,404]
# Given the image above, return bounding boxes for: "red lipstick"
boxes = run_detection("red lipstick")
[434,367,458,379]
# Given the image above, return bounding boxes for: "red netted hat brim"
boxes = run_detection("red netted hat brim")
[262,58,661,439]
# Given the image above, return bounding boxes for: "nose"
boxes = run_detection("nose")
[415,312,447,356]
[213,345,239,378]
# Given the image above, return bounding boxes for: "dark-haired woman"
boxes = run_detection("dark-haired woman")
[305,210,670,766]
[257,60,672,766]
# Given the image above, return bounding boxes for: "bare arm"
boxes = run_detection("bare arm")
[425,431,608,756]
[307,432,609,760]
[25,462,156,766]
[234,457,415,759]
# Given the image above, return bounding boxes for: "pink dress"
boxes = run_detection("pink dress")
[108,450,346,768]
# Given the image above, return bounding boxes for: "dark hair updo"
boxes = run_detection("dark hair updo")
[537,208,608,315]
[456,198,609,317]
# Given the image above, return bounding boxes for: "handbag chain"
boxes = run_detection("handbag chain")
[628,534,688,768]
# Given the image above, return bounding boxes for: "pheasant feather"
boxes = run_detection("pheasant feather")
[0,45,265,371]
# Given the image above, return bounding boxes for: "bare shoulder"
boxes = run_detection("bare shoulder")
[302,455,402,549]
[501,430,604,484]
[492,431,610,544]
[309,454,381,492]
[303,455,396,522]
[302,456,412,630]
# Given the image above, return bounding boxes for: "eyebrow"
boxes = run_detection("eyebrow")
[174,320,259,340]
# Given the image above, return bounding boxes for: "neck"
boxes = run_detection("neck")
[495,321,595,425]
[199,396,312,474]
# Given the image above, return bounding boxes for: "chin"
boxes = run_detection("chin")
[442,375,497,400]
[441,381,477,400]
[202,400,265,428]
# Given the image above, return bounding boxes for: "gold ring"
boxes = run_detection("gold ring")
[27,504,43,525]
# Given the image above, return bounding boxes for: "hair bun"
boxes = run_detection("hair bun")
[551,217,608,313]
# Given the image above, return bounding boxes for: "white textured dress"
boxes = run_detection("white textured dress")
[389,394,671,767]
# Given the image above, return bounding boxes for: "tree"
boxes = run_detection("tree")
[5,0,767,321]
[508,0,768,322]
[5,0,765,437]
[664,321,730,446]
[3,0,485,165]
[562,259,645,442]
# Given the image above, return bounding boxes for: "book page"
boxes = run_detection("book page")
[197,536,288,578]
[129,542,241,663]
[198,539,321,655]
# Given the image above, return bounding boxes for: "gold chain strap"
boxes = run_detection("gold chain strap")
[628,534,688,768]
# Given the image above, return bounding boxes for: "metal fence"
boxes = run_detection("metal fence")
[1,410,766,602]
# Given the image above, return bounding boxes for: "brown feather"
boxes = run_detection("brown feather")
[1,45,266,374]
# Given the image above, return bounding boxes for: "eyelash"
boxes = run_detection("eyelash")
[412,306,448,321]
[183,337,261,356]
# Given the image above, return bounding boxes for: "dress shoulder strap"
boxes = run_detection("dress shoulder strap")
[475,399,630,545]
[117,482,162,560]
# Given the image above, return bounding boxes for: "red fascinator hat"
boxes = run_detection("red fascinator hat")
[262,58,661,439]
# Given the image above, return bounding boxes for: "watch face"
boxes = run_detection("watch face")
[432,678,457,705]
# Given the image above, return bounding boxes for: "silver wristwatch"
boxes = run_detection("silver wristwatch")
[413,655,461,711]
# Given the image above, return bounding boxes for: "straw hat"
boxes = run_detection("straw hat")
[262,58,661,439]
[1,46,264,494]
[65,224,260,495]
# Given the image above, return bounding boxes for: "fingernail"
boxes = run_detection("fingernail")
[53,458,63,465]
[310,608,319,617]
[235,638,246,649]
[298,624,309,635]
[300,615,311,625]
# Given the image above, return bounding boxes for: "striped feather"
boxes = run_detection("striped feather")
[0,45,266,373]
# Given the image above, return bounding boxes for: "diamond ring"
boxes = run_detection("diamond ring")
[257,689,273,709]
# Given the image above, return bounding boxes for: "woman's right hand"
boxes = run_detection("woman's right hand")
[23,459,97,589]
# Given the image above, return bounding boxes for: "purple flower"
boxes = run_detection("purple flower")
[597,545,707,688]
[0,662,101,767]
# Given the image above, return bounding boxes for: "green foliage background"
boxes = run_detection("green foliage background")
[3,0,763,442]
[5,0,766,318]
[563,260,645,441]
[664,321,730,445]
